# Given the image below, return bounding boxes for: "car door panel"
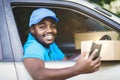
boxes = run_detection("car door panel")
[0,62,17,80]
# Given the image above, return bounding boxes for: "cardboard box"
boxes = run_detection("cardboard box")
[74,31,119,49]
[81,41,120,60]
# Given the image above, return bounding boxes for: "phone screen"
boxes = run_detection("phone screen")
[89,42,102,60]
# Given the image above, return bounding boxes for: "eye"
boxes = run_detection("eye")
[38,24,46,30]
[51,24,56,29]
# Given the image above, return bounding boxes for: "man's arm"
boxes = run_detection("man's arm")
[24,58,77,80]
[23,49,101,80]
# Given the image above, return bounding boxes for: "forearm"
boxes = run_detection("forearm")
[24,50,101,80]
[34,65,78,80]
[24,58,79,80]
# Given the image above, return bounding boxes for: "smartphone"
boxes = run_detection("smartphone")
[89,42,102,60]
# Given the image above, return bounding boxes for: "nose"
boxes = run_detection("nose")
[46,26,52,32]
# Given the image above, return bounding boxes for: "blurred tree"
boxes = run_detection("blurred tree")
[88,0,115,6]
[88,0,120,17]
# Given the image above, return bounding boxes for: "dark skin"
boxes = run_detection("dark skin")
[24,18,101,80]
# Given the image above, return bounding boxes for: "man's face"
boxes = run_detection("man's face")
[30,18,57,45]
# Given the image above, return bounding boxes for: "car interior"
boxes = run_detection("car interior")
[12,7,120,59]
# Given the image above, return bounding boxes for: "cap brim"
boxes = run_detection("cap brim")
[46,16,59,23]
[29,16,59,27]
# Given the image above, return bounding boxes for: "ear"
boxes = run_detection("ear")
[30,27,35,35]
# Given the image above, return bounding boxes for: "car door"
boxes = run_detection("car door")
[4,0,120,80]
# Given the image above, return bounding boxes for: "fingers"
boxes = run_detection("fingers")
[91,57,101,72]
[76,50,101,74]
[88,49,98,61]
[80,51,88,57]
[93,59,101,71]
[92,57,101,67]
[88,49,101,72]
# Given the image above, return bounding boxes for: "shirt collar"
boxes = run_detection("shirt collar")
[27,33,35,41]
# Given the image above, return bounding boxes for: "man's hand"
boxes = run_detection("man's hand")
[74,49,101,74]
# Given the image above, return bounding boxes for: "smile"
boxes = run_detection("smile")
[44,34,54,40]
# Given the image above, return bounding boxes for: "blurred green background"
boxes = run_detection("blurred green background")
[88,0,120,17]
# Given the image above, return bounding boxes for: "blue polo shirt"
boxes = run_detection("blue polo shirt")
[23,33,65,61]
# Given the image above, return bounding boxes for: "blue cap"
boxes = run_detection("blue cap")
[29,8,59,27]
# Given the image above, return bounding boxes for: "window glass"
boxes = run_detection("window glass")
[12,7,120,58]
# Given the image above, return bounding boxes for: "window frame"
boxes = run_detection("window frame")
[3,0,120,61]
[0,0,15,61]
[3,0,23,61]
[0,37,3,61]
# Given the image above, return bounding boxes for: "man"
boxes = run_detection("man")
[23,8,101,80]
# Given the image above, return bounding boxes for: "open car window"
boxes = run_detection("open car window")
[12,5,120,58]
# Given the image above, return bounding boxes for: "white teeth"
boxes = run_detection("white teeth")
[45,34,53,40]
